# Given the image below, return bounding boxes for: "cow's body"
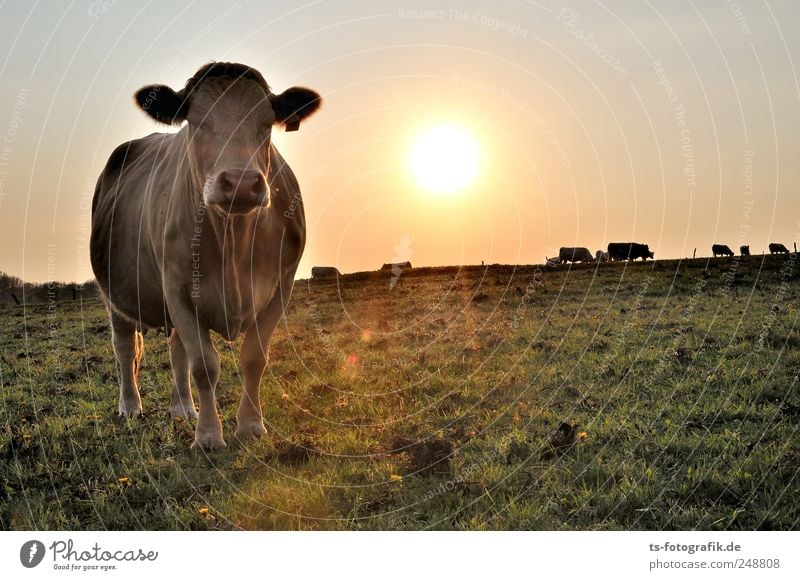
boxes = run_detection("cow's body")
[90,63,320,449]
[740,245,750,256]
[311,266,340,278]
[712,244,734,258]
[769,243,790,254]
[607,242,654,261]
[595,250,609,263]
[558,247,593,264]
[91,133,302,337]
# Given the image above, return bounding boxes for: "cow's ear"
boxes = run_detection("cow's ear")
[270,87,321,132]
[134,84,187,125]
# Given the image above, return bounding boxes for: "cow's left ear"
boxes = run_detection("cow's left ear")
[270,87,321,132]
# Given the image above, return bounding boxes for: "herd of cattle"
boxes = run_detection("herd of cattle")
[312,242,796,279]
[549,242,794,265]
[548,242,655,266]
[712,243,792,257]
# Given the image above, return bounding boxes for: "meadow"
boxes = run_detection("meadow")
[1,255,799,530]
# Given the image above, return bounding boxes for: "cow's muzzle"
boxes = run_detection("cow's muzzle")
[206,170,269,214]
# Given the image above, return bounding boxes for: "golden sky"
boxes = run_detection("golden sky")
[1,0,798,283]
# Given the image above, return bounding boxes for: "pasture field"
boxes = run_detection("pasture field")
[1,255,799,530]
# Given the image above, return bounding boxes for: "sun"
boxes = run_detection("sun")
[409,125,480,194]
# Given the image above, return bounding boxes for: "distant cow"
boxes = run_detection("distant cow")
[740,245,750,256]
[769,243,790,254]
[545,256,560,267]
[712,244,734,258]
[90,62,321,449]
[311,266,340,278]
[559,247,593,264]
[595,250,609,263]
[381,261,412,271]
[607,242,654,261]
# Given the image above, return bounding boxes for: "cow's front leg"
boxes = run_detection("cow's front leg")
[235,290,288,440]
[168,306,225,449]
[168,330,198,419]
[110,311,143,418]
[188,334,224,450]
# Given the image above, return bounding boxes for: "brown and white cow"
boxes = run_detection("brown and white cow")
[90,62,321,449]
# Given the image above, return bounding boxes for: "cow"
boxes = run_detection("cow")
[558,247,593,264]
[311,266,340,279]
[595,250,609,263]
[712,244,734,258]
[769,243,790,254]
[90,62,321,449]
[740,245,750,256]
[607,242,654,261]
[545,256,560,267]
[381,261,412,271]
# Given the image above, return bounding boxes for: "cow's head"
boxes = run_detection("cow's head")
[134,62,321,215]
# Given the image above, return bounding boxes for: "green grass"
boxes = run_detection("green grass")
[1,255,799,530]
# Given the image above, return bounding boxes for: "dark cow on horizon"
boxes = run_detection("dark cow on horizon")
[712,244,735,258]
[311,266,341,278]
[607,242,654,261]
[90,62,321,449]
[769,243,790,254]
[740,245,750,256]
[559,247,594,264]
[381,261,412,271]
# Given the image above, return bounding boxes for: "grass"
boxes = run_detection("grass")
[1,255,799,530]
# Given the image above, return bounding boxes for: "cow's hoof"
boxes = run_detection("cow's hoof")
[191,431,227,451]
[235,420,267,440]
[118,399,142,418]
[169,403,199,420]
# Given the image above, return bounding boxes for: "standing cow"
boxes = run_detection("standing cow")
[90,62,321,449]
[712,244,734,258]
[740,245,750,256]
[769,243,790,254]
[607,242,654,261]
[559,247,594,264]
[595,250,609,263]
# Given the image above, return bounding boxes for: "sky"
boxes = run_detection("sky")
[0,0,798,283]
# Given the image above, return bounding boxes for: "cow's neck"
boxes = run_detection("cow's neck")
[205,204,265,316]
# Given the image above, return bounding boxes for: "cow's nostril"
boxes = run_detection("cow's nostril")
[218,172,235,193]
[250,176,267,198]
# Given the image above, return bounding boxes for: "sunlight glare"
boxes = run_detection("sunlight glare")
[409,125,480,194]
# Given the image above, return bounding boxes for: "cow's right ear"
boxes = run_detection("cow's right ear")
[134,84,187,125]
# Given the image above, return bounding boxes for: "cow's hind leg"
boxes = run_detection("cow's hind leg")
[168,331,198,419]
[111,311,143,418]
